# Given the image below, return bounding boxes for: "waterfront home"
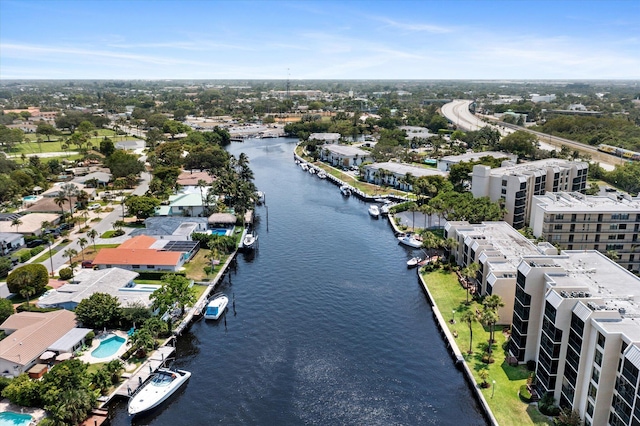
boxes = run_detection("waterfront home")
[362,162,447,191]
[92,235,198,272]
[37,267,156,310]
[155,192,208,217]
[0,310,80,377]
[319,144,371,169]
[309,132,341,144]
[176,170,215,187]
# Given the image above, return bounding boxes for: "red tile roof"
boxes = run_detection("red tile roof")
[93,236,181,266]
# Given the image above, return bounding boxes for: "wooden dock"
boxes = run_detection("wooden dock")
[112,346,176,399]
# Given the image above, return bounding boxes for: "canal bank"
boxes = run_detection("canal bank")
[106,137,486,425]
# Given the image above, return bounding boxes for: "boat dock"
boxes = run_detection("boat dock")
[111,346,176,399]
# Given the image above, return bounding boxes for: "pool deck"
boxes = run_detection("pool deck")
[0,399,46,424]
[78,330,129,364]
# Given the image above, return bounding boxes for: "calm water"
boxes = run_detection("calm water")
[108,138,486,425]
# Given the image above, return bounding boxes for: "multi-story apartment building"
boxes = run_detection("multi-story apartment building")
[444,221,557,324]
[508,250,640,426]
[471,159,588,229]
[530,192,640,274]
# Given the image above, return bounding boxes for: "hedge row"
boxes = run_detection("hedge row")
[135,271,186,281]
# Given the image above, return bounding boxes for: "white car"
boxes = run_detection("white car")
[88,203,101,211]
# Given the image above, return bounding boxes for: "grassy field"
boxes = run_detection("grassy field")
[13,129,141,156]
[421,269,553,426]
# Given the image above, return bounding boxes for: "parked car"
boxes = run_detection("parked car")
[88,203,101,210]
[26,239,44,248]
[59,223,72,231]
[81,260,94,268]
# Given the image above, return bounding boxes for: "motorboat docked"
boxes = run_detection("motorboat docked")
[407,257,422,268]
[255,191,265,205]
[317,171,327,179]
[368,205,380,218]
[308,167,316,174]
[243,232,258,250]
[300,163,309,171]
[340,185,351,196]
[380,204,390,215]
[397,233,423,248]
[204,293,229,320]
[128,368,191,416]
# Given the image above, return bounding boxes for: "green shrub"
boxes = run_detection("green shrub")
[519,384,532,402]
[19,251,32,263]
[16,304,59,313]
[136,271,186,281]
[59,267,73,280]
[85,330,95,346]
[30,246,45,256]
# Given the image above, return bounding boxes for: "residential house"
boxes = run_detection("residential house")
[0,232,25,255]
[0,213,60,236]
[309,133,341,144]
[37,268,157,310]
[0,310,79,377]
[92,235,198,272]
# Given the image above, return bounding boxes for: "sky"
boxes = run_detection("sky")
[1,0,639,80]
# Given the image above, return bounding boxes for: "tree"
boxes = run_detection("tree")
[0,298,14,323]
[6,264,49,297]
[104,150,145,179]
[462,262,480,304]
[54,194,69,216]
[460,310,477,355]
[1,373,42,407]
[555,407,582,426]
[77,237,88,262]
[63,248,78,266]
[124,195,161,220]
[87,229,98,252]
[10,218,22,233]
[128,328,156,358]
[40,359,96,425]
[36,122,59,142]
[482,294,505,357]
[151,273,197,316]
[74,292,122,329]
[498,130,538,158]
[99,138,115,157]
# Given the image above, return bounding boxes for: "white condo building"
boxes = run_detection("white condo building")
[471,159,588,229]
[530,192,640,273]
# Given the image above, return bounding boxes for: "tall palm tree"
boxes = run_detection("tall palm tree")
[460,310,477,355]
[77,238,88,262]
[63,248,78,266]
[462,262,480,304]
[87,229,98,253]
[10,218,22,233]
[54,194,69,217]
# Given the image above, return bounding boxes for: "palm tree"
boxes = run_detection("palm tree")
[460,310,477,354]
[63,248,78,266]
[20,286,36,307]
[481,309,499,359]
[77,238,88,262]
[606,250,619,261]
[54,194,69,217]
[10,218,22,233]
[462,262,480,304]
[87,229,98,253]
[81,210,90,228]
[420,204,435,229]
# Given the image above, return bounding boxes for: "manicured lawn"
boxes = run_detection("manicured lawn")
[183,249,230,281]
[421,269,553,426]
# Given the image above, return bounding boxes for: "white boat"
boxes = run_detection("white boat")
[128,368,191,416]
[243,232,258,250]
[317,171,327,179]
[407,257,422,268]
[204,293,229,320]
[308,167,316,174]
[397,234,423,248]
[368,205,380,218]
[380,204,390,215]
[300,163,309,171]
[340,185,351,196]
[255,191,264,205]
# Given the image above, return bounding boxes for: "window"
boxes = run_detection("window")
[588,382,597,399]
[147,265,154,269]
[611,224,620,230]
[132,265,140,269]
[597,332,605,348]
[555,224,563,230]
[595,350,603,367]
[592,367,600,384]
[555,214,564,220]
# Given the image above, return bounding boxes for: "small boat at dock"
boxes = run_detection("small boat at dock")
[128,368,191,416]
[407,257,422,268]
[243,232,258,250]
[317,171,327,179]
[398,234,423,248]
[340,185,351,196]
[204,293,229,320]
[368,205,380,218]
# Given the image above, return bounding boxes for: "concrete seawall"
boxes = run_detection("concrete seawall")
[417,271,499,426]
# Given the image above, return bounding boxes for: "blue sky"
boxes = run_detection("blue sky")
[1,0,639,80]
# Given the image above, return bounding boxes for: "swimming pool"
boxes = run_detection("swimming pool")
[0,412,33,426]
[91,334,126,359]
[22,195,39,202]
[209,228,230,236]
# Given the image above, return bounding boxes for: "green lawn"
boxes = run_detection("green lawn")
[421,269,553,426]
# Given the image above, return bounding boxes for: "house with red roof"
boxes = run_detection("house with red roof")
[91,235,198,272]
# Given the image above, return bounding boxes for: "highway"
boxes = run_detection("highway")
[440,100,620,170]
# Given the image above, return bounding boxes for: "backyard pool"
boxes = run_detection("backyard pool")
[208,228,230,236]
[22,195,40,203]
[0,412,33,426]
[91,334,126,359]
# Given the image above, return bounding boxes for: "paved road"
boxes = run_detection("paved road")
[441,99,484,132]
[40,171,151,275]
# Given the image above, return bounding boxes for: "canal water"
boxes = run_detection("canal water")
[108,138,486,425]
